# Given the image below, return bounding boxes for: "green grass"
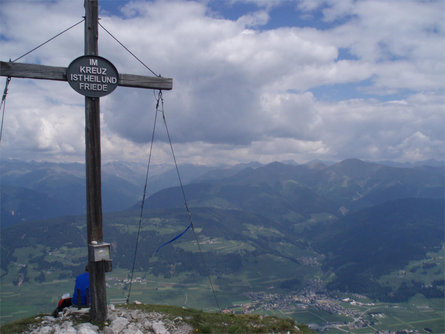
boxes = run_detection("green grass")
[0,279,73,325]
[0,314,49,334]
[1,262,444,332]
[2,276,444,332]
[370,298,445,333]
[243,224,285,239]
[0,304,314,334]
[291,212,337,234]
[378,245,445,290]
[122,304,314,333]
[45,247,87,266]
[176,237,256,254]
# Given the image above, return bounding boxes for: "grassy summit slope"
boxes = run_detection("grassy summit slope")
[0,304,314,334]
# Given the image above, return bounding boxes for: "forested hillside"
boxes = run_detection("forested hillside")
[1,159,444,326]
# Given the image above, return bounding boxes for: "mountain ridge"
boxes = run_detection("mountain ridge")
[0,158,444,328]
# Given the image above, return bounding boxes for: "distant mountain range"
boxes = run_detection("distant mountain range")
[1,159,268,228]
[1,158,444,307]
[145,158,444,217]
[2,158,443,228]
[0,160,229,227]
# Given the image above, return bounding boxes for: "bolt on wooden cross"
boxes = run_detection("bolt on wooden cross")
[0,0,172,322]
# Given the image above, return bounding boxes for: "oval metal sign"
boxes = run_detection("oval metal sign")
[67,55,119,97]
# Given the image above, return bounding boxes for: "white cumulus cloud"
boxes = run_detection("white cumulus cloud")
[0,0,443,165]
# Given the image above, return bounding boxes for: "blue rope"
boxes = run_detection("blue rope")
[155,222,192,254]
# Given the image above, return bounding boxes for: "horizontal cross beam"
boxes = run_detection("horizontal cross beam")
[0,61,172,90]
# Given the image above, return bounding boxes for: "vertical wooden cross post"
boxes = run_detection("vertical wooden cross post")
[0,0,172,322]
[84,0,105,321]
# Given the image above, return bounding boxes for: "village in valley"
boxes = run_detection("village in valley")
[104,275,433,333]
[222,290,432,333]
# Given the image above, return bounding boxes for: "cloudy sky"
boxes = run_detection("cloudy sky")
[1,0,444,166]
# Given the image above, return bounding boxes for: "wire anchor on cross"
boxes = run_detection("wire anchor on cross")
[0,0,172,322]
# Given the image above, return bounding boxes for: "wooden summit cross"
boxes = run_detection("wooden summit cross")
[0,0,172,322]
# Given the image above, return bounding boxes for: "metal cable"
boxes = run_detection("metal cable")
[0,77,11,143]
[98,21,159,77]
[158,91,222,312]
[12,19,85,63]
[99,19,220,309]
[126,91,221,311]
[126,91,160,304]
[2,18,84,143]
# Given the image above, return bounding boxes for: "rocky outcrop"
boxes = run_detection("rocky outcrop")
[23,305,193,334]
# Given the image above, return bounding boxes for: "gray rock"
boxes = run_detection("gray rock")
[127,323,144,334]
[54,321,77,334]
[32,326,53,334]
[152,321,169,334]
[76,322,99,334]
[21,306,193,334]
[109,316,129,332]
[103,326,114,334]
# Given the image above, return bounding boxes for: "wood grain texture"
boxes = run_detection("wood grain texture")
[1,61,173,90]
[0,61,66,81]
